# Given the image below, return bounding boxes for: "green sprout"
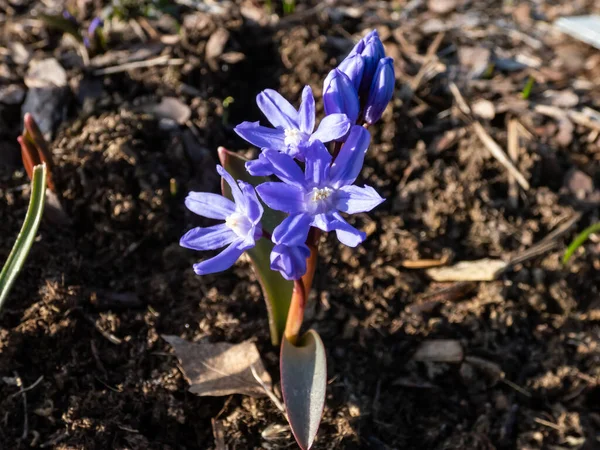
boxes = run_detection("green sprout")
[563,222,600,264]
[222,96,235,126]
[283,0,296,15]
[483,62,495,79]
[521,76,535,100]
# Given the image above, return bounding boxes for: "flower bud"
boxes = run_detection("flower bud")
[337,53,365,92]
[323,69,360,123]
[364,57,395,125]
[359,33,386,94]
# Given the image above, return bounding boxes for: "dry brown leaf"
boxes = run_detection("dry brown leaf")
[426,258,507,281]
[163,335,272,398]
[413,340,464,363]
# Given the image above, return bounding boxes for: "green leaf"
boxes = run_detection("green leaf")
[0,164,47,311]
[218,147,292,345]
[563,222,600,264]
[521,76,535,100]
[280,330,327,450]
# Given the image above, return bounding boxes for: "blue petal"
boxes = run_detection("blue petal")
[262,150,305,188]
[311,212,337,232]
[180,224,237,251]
[238,181,264,224]
[359,33,386,94]
[298,86,315,135]
[329,125,371,188]
[304,141,332,187]
[257,89,298,130]
[336,184,385,214]
[246,152,275,176]
[331,213,366,247]
[270,244,311,280]
[185,192,236,220]
[323,69,360,123]
[273,213,312,246]
[192,240,246,275]
[338,53,365,92]
[234,121,286,149]
[364,57,395,125]
[310,113,351,144]
[217,165,246,209]
[256,182,305,214]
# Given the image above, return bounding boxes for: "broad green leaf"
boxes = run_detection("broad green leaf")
[563,222,600,264]
[280,330,327,450]
[0,164,47,311]
[218,147,292,345]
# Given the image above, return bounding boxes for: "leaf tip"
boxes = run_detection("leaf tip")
[217,146,230,166]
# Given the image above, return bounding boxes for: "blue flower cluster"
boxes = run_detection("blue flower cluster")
[62,11,104,49]
[181,30,394,280]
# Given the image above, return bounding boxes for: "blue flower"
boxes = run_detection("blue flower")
[339,30,386,95]
[180,165,263,275]
[84,17,104,48]
[323,69,360,124]
[234,86,351,167]
[256,126,384,248]
[364,57,395,125]
[270,243,311,280]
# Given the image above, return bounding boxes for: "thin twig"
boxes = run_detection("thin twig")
[472,122,530,190]
[499,212,582,273]
[533,417,561,430]
[507,118,520,208]
[449,82,530,190]
[250,365,285,413]
[13,372,28,439]
[401,32,445,107]
[8,375,43,400]
[275,3,327,28]
[84,314,122,345]
[92,56,185,75]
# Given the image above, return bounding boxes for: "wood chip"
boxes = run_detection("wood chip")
[25,58,67,88]
[401,257,448,269]
[413,339,464,363]
[141,97,191,125]
[472,99,495,120]
[206,28,229,61]
[426,258,507,281]
[163,335,272,398]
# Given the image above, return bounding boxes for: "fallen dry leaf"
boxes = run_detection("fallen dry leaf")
[162,335,272,398]
[413,339,464,363]
[426,258,507,281]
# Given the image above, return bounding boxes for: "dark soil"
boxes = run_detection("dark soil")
[1,1,599,449]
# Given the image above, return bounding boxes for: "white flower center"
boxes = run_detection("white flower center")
[310,187,333,202]
[306,186,335,215]
[284,128,305,147]
[225,212,252,238]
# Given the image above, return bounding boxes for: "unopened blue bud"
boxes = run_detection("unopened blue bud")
[337,53,365,92]
[88,17,104,36]
[323,69,360,123]
[359,33,386,94]
[364,57,395,125]
[84,17,104,49]
[62,10,78,24]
